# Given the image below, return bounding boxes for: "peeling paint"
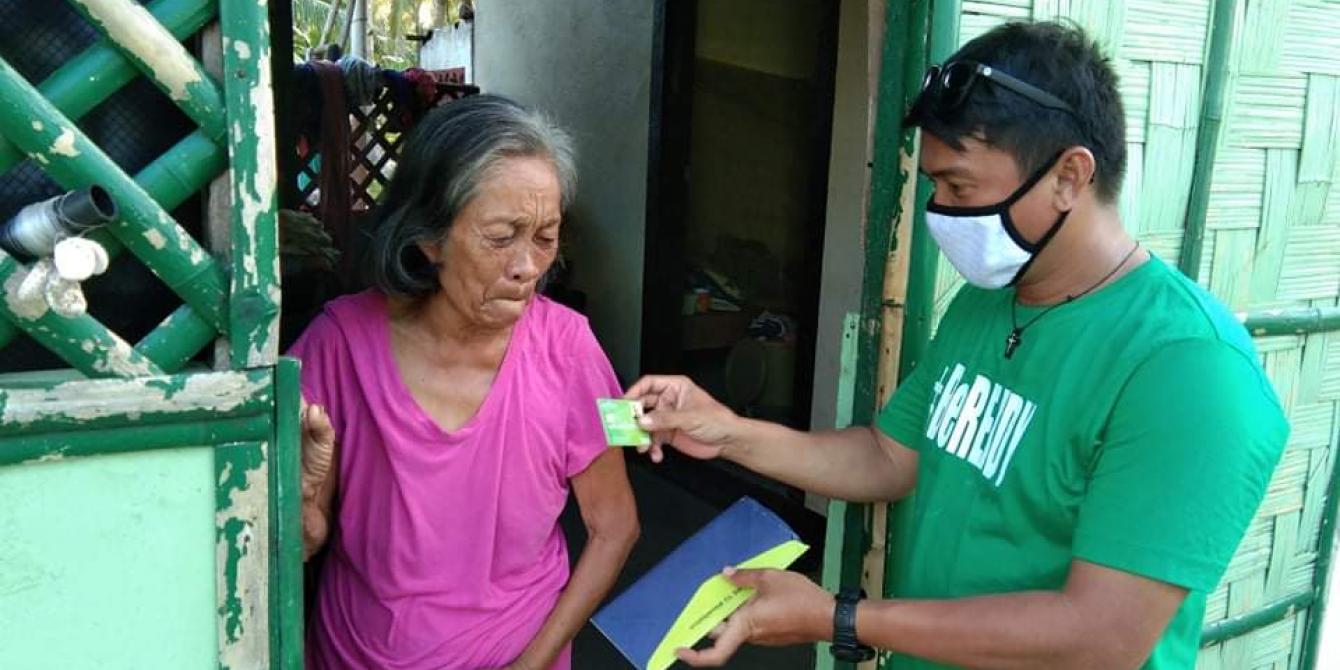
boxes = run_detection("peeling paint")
[22,449,69,465]
[90,337,158,377]
[176,228,208,266]
[49,128,79,157]
[144,229,167,249]
[30,120,42,131]
[216,442,271,668]
[30,153,49,165]
[0,255,158,377]
[4,268,49,320]
[0,371,270,426]
[233,41,252,60]
[73,0,204,102]
[238,44,281,366]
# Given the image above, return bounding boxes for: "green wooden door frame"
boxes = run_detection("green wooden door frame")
[0,364,302,669]
[817,0,943,668]
[0,0,296,667]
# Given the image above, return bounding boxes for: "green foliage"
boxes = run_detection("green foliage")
[291,0,472,68]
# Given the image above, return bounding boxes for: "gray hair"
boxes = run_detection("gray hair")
[368,95,577,299]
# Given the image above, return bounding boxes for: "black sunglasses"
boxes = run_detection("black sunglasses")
[902,60,1079,127]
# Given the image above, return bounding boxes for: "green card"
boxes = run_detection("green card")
[597,398,651,447]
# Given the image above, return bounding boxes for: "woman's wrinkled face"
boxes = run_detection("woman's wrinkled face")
[418,156,562,329]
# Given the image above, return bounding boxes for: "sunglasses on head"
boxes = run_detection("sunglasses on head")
[902,60,1080,128]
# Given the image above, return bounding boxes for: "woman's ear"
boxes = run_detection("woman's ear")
[415,238,443,265]
[1053,146,1096,211]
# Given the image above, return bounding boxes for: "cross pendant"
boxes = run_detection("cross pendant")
[1004,329,1022,359]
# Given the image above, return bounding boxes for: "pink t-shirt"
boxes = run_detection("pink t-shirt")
[290,290,620,670]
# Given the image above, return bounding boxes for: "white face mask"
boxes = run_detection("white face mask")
[924,156,1069,289]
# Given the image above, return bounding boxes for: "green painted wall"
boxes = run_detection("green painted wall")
[0,447,217,669]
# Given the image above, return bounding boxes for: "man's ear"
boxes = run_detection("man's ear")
[1053,146,1096,211]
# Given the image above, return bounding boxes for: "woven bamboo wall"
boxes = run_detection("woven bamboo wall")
[926,2,1340,667]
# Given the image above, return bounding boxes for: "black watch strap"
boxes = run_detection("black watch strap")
[830,588,876,662]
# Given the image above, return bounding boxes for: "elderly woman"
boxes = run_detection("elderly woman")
[293,95,639,670]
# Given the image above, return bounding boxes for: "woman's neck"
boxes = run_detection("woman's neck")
[391,294,513,362]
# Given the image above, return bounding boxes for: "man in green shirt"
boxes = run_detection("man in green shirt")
[625,21,1288,669]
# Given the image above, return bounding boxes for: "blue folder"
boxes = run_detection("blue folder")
[592,497,809,670]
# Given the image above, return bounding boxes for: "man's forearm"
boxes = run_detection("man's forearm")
[723,422,913,502]
[855,592,1135,670]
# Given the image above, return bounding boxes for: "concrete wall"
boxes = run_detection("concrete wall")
[474,1,654,380]
[418,19,474,81]
[810,0,884,433]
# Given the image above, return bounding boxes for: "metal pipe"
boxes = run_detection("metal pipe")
[66,0,228,141]
[0,187,117,261]
[0,0,216,172]
[1200,591,1313,646]
[0,57,231,335]
[0,130,227,355]
[0,415,270,466]
[1177,0,1239,279]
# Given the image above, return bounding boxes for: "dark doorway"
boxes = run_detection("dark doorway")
[642,0,840,545]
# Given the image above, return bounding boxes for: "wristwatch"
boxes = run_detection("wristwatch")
[830,588,876,662]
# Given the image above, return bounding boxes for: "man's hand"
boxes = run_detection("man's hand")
[623,375,744,463]
[677,568,836,668]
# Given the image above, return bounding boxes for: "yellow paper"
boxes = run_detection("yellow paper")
[645,539,809,670]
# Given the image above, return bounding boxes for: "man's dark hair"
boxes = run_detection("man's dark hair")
[918,21,1126,202]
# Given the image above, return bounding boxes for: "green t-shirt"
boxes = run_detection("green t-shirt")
[876,254,1288,669]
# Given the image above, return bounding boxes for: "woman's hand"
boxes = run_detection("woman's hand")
[301,401,338,560]
[623,375,744,463]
